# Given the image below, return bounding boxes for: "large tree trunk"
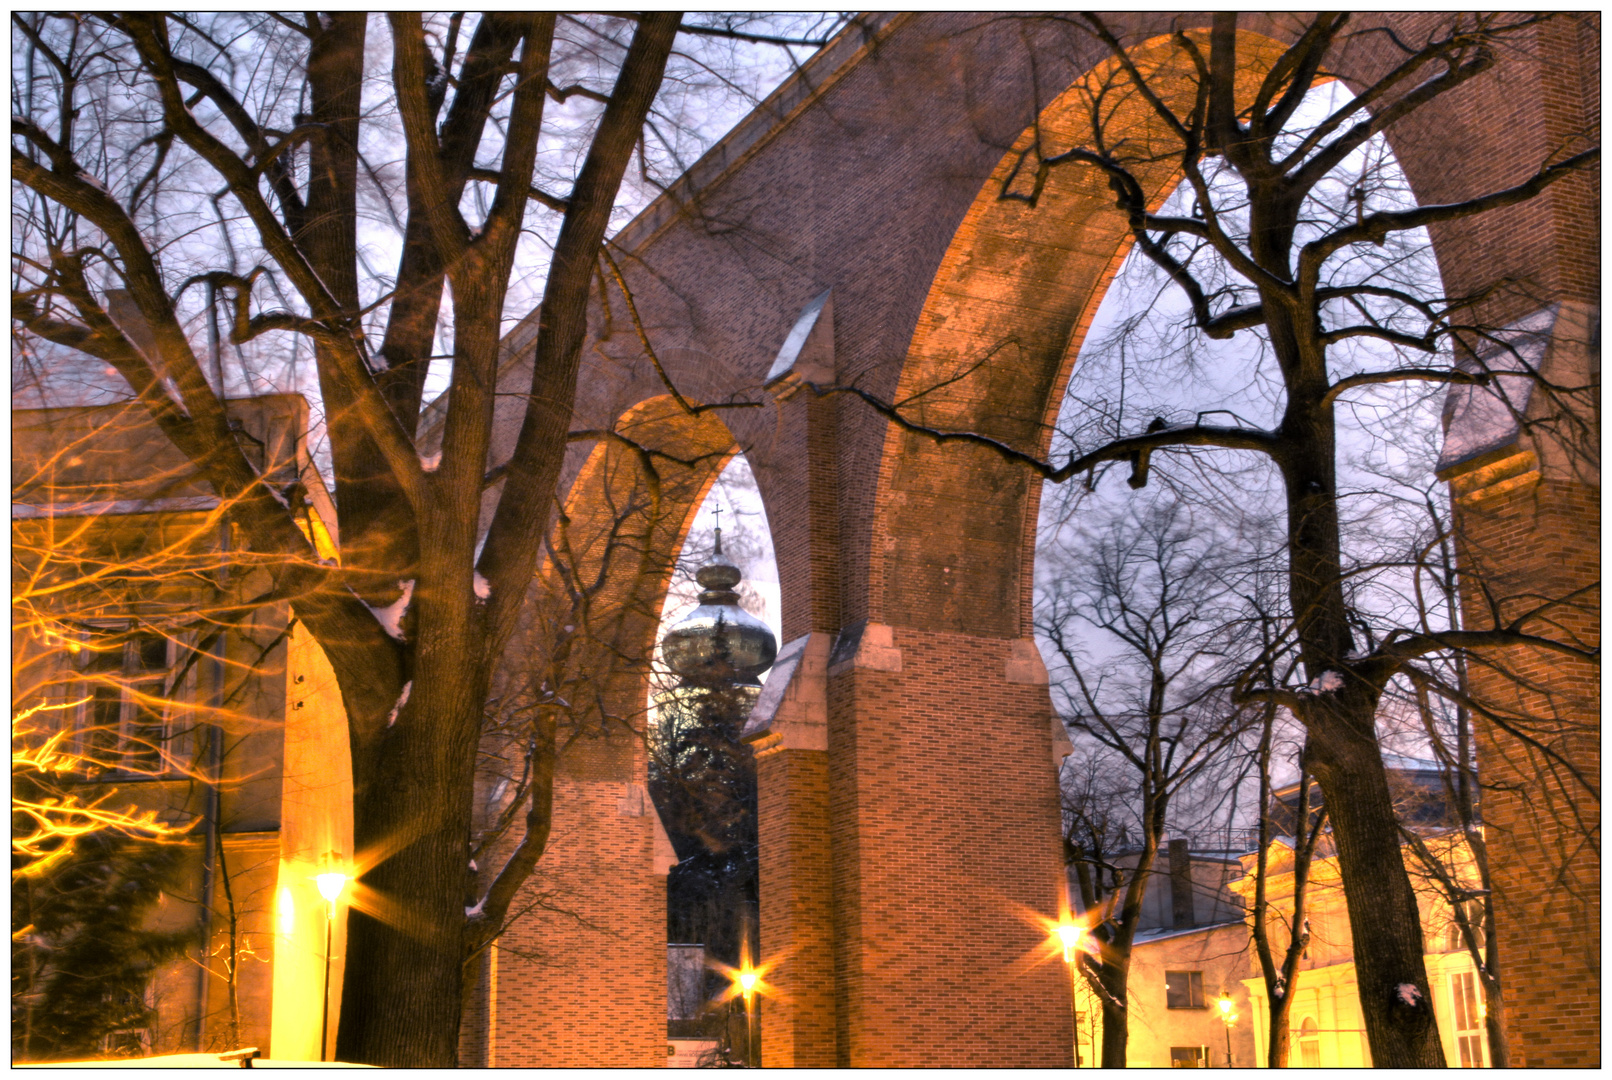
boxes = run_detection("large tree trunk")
[335,647,491,1066]
[1097,964,1130,1068]
[1481,970,1509,1068]
[1274,348,1445,1069]
[1267,996,1293,1068]
[1306,710,1444,1068]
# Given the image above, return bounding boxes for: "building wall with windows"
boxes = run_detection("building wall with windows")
[13,398,352,1060]
[1123,922,1259,1068]
[1231,826,1494,1068]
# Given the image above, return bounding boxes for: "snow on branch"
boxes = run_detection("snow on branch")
[365,579,415,641]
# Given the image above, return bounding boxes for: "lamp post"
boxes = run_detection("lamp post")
[1056,920,1084,1067]
[733,962,760,1067]
[315,855,348,1063]
[1216,995,1237,1068]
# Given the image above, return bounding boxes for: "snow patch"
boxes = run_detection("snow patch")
[420,452,442,473]
[465,896,486,917]
[473,572,491,600]
[367,579,415,640]
[1395,982,1424,1007]
[469,859,478,872]
[162,377,191,417]
[1299,670,1345,695]
[385,681,412,727]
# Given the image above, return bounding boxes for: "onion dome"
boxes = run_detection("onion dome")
[661,527,777,688]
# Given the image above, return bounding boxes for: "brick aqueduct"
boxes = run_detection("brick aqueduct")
[454,14,1599,1068]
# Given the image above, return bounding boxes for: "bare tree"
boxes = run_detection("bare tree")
[1246,708,1330,1069]
[1040,499,1252,1066]
[825,15,1597,1065]
[11,12,845,1065]
[1388,487,1510,1067]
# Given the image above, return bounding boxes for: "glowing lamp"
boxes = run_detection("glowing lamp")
[738,968,759,996]
[314,854,348,1062]
[316,871,348,904]
[1218,996,1233,1016]
[1056,920,1084,963]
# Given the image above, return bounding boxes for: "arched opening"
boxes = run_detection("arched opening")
[1035,74,1448,887]
[870,30,1297,638]
[470,394,740,1064]
[651,451,781,1067]
[1298,1016,1322,1067]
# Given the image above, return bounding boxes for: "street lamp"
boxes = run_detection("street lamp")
[1054,919,1085,1067]
[732,960,760,1068]
[315,854,348,1063]
[1216,995,1237,1068]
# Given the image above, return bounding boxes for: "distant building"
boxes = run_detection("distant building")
[1230,759,1494,1068]
[1066,757,1494,1068]
[1067,840,1256,1067]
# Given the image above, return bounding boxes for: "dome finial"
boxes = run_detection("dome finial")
[713,505,724,557]
[661,503,777,687]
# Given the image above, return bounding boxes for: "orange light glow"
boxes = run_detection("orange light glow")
[316,871,348,905]
[711,938,775,1005]
[1056,920,1085,964]
[278,887,296,937]
[13,708,191,877]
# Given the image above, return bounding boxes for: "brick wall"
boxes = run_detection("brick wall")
[478,11,1597,1066]
[1458,477,1600,1067]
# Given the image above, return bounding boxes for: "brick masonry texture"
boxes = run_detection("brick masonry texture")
[469,12,1598,1066]
[1459,477,1600,1068]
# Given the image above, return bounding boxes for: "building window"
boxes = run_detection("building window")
[1444,900,1484,955]
[1169,1046,1208,1068]
[1450,971,1487,1067]
[1165,970,1205,1009]
[70,626,192,778]
[1298,1017,1322,1068]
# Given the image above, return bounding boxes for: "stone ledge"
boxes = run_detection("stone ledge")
[743,632,831,757]
[826,621,902,677]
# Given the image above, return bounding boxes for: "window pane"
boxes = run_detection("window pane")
[86,686,123,764]
[1166,970,1205,1009]
[1170,1046,1206,1068]
[135,633,169,672]
[123,701,166,774]
[1451,972,1474,1031]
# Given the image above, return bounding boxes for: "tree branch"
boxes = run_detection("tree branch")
[807,380,1283,484]
[1301,148,1600,277]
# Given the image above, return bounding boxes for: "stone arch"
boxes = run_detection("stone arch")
[870,28,1294,640]
[549,394,743,725]
[472,13,1595,1067]
[852,19,1596,1070]
[470,394,741,1068]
